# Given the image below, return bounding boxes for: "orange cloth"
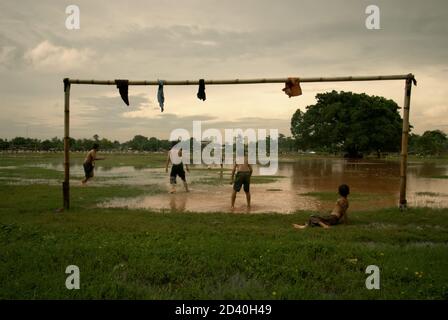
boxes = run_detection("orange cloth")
[282,77,302,98]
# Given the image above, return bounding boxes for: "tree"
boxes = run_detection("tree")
[50,137,63,150]
[0,138,9,150]
[40,139,51,151]
[128,135,149,151]
[99,138,114,150]
[278,134,296,152]
[148,137,159,151]
[10,137,28,149]
[291,91,403,157]
[410,130,448,155]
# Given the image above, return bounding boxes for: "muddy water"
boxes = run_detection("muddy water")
[97,158,448,213]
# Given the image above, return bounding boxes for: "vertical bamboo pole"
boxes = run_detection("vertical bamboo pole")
[399,77,413,209]
[63,78,70,210]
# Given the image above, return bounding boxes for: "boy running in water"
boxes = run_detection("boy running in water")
[166,143,190,193]
[81,143,105,185]
[293,184,350,229]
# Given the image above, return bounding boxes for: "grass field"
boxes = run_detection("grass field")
[0,153,447,299]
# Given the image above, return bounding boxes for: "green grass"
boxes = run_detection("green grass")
[385,154,448,163]
[0,152,167,168]
[0,152,167,184]
[0,153,447,299]
[431,175,448,179]
[0,166,63,180]
[0,184,447,299]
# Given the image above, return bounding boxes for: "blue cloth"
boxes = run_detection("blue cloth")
[157,80,164,112]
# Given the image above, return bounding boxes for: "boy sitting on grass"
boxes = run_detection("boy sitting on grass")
[293,184,350,229]
[81,143,105,185]
[230,154,253,209]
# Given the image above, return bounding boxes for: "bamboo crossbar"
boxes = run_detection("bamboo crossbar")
[68,74,415,86]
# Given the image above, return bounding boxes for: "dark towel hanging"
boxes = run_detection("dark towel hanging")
[197,79,206,101]
[157,80,165,112]
[115,79,129,106]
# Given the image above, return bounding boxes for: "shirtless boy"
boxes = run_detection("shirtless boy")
[230,155,253,209]
[293,184,350,229]
[81,143,105,185]
[166,144,190,193]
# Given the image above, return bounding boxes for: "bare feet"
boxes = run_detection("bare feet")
[293,223,307,229]
[318,222,330,229]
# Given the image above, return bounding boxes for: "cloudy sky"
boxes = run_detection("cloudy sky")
[0,0,447,141]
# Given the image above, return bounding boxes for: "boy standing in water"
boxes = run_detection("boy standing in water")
[293,184,350,229]
[166,144,190,193]
[81,143,105,185]
[230,154,253,209]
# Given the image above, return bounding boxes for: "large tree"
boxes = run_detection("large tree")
[410,130,448,155]
[291,91,403,157]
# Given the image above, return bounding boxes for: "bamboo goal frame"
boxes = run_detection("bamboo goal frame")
[62,73,416,210]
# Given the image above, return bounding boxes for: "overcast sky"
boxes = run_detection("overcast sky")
[0,0,447,141]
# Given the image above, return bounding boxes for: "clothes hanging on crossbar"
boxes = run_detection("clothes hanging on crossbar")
[157,80,165,112]
[282,77,302,98]
[115,79,129,106]
[197,79,206,101]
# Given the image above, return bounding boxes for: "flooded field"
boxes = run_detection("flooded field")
[95,158,448,213]
[1,154,447,213]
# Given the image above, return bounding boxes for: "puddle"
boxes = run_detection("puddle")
[3,158,448,212]
[98,159,448,213]
[99,184,323,213]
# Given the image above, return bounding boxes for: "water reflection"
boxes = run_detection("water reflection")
[23,158,448,211]
[169,193,187,212]
[286,159,400,194]
[98,158,448,213]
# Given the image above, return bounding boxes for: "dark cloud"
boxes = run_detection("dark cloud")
[0,0,447,139]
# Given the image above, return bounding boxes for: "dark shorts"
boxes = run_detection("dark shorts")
[170,164,186,184]
[308,214,339,227]
[83,162,94,178]
[233,171,251,193]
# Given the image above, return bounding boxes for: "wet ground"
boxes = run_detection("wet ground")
[90,158,448,213]
[3,156,446,213]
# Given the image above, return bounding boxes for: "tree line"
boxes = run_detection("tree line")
[2,130,444,156]
[0,134,296,153]
[0,135,171,152]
